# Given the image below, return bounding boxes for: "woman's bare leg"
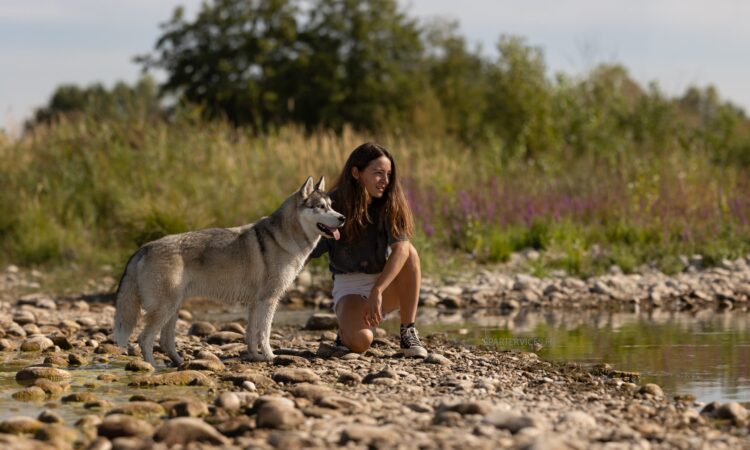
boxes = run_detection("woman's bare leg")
[381,243,421,322]
[335,294,374,352]
[334,243,422,353]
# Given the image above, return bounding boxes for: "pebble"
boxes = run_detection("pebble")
[339,424,398,446]
[438,295,462,309]
[304,313,338,330]
[168,399,209,418]
[716,402,749,426]
[277,352,313,365]
[250,395,290,410]
[34,423,79,447]
[0,416,45,434]
[438,400,494,416]
[106,401,165,418]
[222,371,275,388]
[94,343,122,355]
[38,410,64,424]
[86,437,112,450]
[483,410,538,433]
[424,353,452,365]
[362,367,399,384]
[256,401,305,429]
[97,414,154,438]
[12,386,47,401]
[16,366,71,385]
[206,331,243,344]
[20,336,54,352]
[317,395,362,411]
[180,358,225,372]
[0,338,15,350]
[290,383,333,401]
[639,383,664,397]
[558,411,597,429]
[33,379,65,396]
[43,355,69,367]
[220,322,245,334]
[13,311,36,325]
[50,336,73,351]
[124,360,154,372]
[62,392,99,403]
[336,371,362,385]
[215,392,241,412]
[153,418,230,446]
[128,370,213,387]
[272,368,320,384]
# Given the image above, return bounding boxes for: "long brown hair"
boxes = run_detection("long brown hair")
[330,142,413,243]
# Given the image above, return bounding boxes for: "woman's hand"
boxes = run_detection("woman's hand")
[364,288,383,327]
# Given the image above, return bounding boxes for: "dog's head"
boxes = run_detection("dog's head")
[298,176,345,240]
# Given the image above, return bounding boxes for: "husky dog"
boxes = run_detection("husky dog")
[113,176,344,365]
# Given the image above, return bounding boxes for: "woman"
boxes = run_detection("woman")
[309,142,427,357]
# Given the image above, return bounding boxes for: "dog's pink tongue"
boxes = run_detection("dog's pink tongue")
[333,228,340,240]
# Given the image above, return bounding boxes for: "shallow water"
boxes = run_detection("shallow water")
[390,307,750,406]
[0,353,213,424]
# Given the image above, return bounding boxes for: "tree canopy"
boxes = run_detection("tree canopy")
[28,0,750,164]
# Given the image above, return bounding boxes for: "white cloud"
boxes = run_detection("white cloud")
[0,0,204,26]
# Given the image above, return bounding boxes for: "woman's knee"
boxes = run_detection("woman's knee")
[343,328,373,353]
[406,243,421,275]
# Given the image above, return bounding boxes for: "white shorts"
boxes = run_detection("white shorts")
[331,272,381,311]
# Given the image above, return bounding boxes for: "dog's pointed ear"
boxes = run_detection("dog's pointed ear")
[299,176,314,199]
[315,176,325,192]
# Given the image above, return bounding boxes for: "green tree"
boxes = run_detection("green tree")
[678,86,750,164]
[484,35,556,158]
[28,76,161,129]
[137,0,301,129]
[422,19,488,143]
[138,0,427,132]
[294,0,426,131]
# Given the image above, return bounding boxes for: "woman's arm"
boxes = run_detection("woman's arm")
[364,240,410,326]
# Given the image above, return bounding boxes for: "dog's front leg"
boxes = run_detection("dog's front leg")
[257,296,280,361]
[245,301,262,361]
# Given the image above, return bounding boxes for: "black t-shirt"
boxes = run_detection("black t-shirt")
[310,201,407,276]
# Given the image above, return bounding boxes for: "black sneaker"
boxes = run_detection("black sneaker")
[334,331,350,352]
[400,324,428,358]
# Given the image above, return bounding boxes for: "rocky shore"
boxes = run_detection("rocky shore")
[0,261,749,449]
[3,255,750,313]
[415,255,750,314]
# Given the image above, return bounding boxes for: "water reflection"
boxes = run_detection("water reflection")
[388,307,750,405]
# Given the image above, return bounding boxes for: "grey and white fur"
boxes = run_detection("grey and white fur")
[113,176,344,365]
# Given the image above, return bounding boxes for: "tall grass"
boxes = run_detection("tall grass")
[1,116,749,282]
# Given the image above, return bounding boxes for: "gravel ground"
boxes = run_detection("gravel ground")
[0,262,748,449]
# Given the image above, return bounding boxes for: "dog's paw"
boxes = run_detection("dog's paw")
[243,352,273,362]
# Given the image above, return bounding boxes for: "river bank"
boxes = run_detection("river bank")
[3,253,750,313]
[0,283,749,448]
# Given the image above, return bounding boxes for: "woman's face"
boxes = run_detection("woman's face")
[353,155,392,201]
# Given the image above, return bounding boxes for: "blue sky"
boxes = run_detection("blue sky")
[1,0,749,132]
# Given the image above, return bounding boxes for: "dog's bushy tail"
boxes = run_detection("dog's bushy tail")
[114,251,142,347]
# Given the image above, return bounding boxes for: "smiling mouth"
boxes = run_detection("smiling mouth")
[317,223,341,240]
